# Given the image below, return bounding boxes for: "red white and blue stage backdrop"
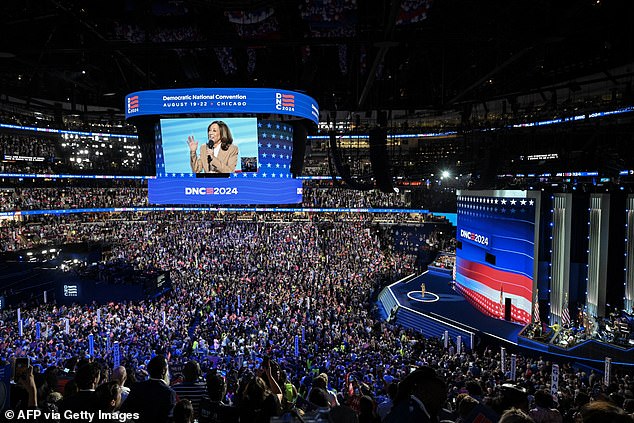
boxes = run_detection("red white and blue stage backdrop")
[455,190,541,324]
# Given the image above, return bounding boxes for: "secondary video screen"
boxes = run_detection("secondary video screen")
[455,191,538,324]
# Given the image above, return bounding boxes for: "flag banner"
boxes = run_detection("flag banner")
[561,293,571,326]
[551,364,559,399]
[113,342,121,368]
[88,334,94,357]
[533,289,540,323]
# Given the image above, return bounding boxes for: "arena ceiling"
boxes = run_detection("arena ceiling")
[0,0,632,115]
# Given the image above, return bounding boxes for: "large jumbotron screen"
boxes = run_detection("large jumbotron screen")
[148,117,301,205]
[125,88,319,206]
[455,190,541,324]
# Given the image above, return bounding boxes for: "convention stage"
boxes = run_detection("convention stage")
[378,270,634,366]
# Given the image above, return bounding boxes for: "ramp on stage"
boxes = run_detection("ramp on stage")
[379,270,523,349]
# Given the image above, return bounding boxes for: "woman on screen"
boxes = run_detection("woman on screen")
[188,121,239,173]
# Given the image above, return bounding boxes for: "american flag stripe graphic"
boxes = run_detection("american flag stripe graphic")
[281,94,294,106]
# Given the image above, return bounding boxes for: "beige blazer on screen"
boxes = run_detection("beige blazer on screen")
[190,143,239,173]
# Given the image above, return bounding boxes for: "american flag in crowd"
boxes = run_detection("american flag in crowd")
[533,289,540,323]
[561,292,571,326]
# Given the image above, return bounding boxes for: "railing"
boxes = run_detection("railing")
[395,306,475,349]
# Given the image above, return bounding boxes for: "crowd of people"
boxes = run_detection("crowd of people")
[214,47,238,75]
[225,7,276,25]
[0,187,149,212]
[0,211,633,422]
[0,131,145,176]
[232,16,280,40]
[112,23,204,45]
[299,0,358,38]
[0,183,418,212]
[430,253,456,271]
[0,134,57,162]
[301,158,331,176]
[302,184,409,209]
[525,308,634,351]
[396,0,432,25]
[0,210,437,253]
